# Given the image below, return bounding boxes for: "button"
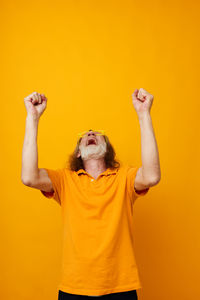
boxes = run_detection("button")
[91,179,94,182]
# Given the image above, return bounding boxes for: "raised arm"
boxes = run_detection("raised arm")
[21,92,53,193]
[132,88,161,191]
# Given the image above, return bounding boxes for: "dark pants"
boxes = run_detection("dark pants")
[58,289,138,300]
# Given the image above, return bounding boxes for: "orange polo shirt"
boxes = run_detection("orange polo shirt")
[40,164,149,296]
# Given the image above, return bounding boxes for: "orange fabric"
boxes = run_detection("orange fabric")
[40,164,149,296]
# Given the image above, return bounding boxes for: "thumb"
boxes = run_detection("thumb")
[132,89,139,98]
[41,94,47,103]
[41,94,47,100]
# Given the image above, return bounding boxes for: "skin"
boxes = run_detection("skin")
[76,87,161,190]
[76,131,107,180]
[21,88,161,191]
[131,88,161,190]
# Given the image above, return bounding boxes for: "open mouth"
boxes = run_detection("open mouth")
[87,138,97,146]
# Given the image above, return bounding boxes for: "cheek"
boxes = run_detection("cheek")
[79,138,84,145]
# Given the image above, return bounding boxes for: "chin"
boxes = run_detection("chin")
[79,142,107,160]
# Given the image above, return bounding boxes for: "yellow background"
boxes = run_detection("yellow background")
[1,0,200,299]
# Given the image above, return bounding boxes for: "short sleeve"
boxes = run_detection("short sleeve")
[126,165,149,204]
[40,168,65,205]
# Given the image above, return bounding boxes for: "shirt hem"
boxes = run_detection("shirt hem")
[57,283,142,296]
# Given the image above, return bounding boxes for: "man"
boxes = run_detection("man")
[21,88,161,299]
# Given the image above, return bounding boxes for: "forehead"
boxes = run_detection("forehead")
[83,130,102,135]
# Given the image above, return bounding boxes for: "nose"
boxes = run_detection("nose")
[88,132,96,137]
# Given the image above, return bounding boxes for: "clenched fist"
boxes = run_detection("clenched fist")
[24,92,47,119]
[132,88,154,117]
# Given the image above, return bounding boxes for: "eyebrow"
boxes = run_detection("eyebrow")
[86,131,101,135]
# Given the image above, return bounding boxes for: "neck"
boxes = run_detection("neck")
[83,158,107,175]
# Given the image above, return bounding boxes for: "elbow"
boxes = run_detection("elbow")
[149,175,161,186]
[142,168,161,187]
[21,177,31,186]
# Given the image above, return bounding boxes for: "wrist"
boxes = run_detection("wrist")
[26,114,40,122]
[137,111,151,122]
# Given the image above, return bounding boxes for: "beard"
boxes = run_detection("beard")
[79,141,107,161]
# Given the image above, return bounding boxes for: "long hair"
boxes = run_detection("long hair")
[65,130,121,172]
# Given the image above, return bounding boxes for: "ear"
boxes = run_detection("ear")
[77,150,81,158]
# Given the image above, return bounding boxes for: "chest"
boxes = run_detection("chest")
[63,173,129,208]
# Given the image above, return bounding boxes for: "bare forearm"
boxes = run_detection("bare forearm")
[21,115,39,183]
[138,112,161,183]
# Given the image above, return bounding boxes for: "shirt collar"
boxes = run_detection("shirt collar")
[76,167,119,176]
